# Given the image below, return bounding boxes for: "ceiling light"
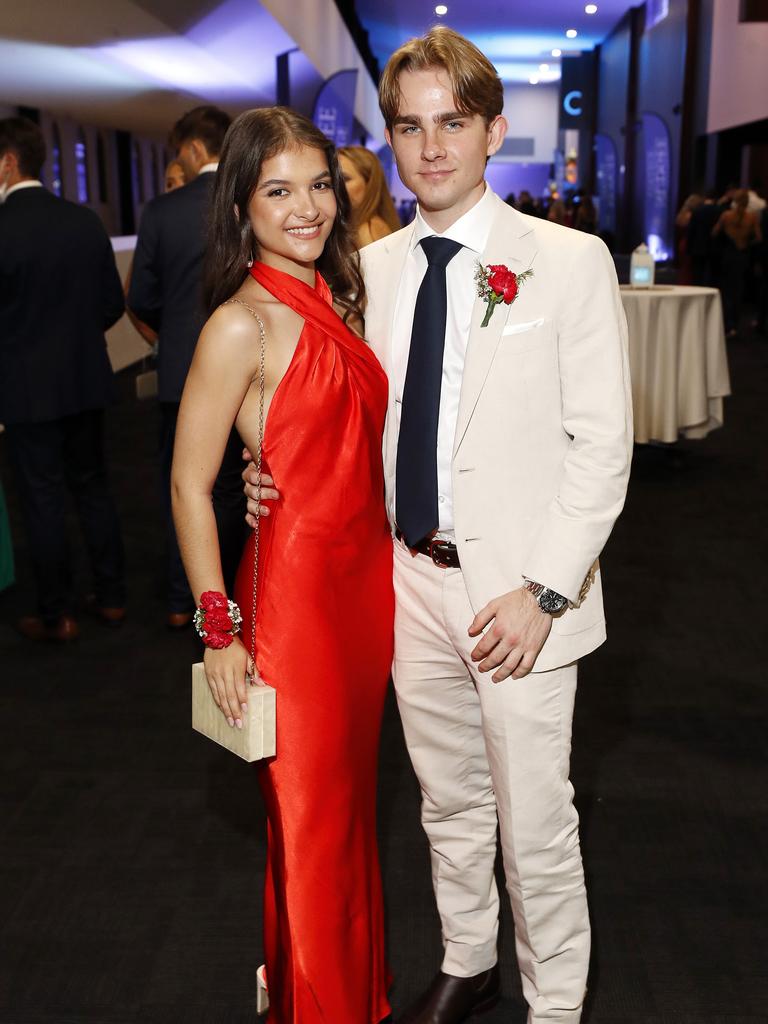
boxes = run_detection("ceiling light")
[529,76,539,84]
[539,63,550,71]
[435,4,448,13]
[551,48,562,57]
[585,3,598,12]
[566,28,578,38]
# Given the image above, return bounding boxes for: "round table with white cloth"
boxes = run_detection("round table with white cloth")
[619,285,731,445]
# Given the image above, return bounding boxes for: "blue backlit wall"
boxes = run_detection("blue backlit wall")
[632,0,688,258]
[595,10,634,247]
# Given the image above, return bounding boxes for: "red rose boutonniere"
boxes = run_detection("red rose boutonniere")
[475,261,534,328]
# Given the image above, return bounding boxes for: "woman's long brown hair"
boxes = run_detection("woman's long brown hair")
[338,145,401,236]
[204,107,365,323]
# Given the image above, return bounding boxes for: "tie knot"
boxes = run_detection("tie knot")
[420,235,463,269]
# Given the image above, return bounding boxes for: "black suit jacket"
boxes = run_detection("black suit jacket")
[0,187,124,425]
[687,202,726,257]
[128,172,215,403]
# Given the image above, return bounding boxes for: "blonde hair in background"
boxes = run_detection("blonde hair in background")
[338,146,401,235]
[378,25,504,130]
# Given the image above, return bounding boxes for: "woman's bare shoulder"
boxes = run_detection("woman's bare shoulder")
[202,300,264,347]
[204,287,291,343]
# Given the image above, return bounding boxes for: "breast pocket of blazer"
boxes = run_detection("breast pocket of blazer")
[500,317,552,354]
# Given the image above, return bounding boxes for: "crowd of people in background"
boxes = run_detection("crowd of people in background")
[504,189,599,233]
[676,184,766,336]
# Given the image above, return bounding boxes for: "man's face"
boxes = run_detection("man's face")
[175,139,210,181]
[385,67,506,227]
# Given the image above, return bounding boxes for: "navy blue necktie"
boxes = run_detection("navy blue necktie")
[396,235,463,547]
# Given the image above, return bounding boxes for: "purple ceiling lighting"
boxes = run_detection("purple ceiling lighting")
[355,0,638,83]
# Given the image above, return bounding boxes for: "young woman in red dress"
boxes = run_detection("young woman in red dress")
[171,108,393,1023]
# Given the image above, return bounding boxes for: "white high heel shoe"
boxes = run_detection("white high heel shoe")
[257,964,269,1015]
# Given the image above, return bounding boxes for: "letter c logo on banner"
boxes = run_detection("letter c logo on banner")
[564,90,583,117]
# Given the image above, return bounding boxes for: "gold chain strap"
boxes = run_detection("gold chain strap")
[222,298,265,670]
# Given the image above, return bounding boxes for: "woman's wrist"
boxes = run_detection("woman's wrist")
[194,591,243,649]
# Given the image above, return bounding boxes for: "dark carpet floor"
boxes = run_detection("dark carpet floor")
[1,330,767,1023]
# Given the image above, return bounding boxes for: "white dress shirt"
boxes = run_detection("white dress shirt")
[392,185,497,536]
[198,162,219,175]
[3,179,44,200]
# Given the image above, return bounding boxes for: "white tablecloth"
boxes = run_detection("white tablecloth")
[106,237,153,373]
[620,285,731,444]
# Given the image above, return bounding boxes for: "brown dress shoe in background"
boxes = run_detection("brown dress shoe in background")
[399,965,500,1024]
[17,614,80,643]
[85,595,126,627]
[167,611,194,630]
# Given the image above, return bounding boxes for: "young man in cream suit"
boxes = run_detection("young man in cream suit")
[246,26,632,1024]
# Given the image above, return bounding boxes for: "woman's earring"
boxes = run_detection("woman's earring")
[246,253,254,268]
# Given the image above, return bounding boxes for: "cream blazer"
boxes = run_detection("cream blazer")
[360,192,633,672]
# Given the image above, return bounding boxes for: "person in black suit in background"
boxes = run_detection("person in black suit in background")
[129,106,248,629]
[0,117,126,642]
[688,190,727,287]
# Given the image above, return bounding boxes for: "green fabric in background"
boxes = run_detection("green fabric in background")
[0,480,14,592]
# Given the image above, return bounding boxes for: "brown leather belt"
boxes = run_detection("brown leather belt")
[395,529,461,569]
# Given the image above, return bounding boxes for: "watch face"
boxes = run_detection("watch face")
[539,590,568,614]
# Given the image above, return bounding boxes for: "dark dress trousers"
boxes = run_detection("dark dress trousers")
[687,202,726,287]
[128,172,248,608]
[0,186,126,620]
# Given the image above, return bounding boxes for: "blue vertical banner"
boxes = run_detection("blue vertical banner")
[594,133,618,235]
[641,112,672,261]
[312,69,359,147]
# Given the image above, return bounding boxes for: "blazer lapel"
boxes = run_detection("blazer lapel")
[362,224,415,524]
[453,198,538,457]
[372,225,413,379]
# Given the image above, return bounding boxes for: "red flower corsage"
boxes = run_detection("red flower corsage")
[475,261,534,328]
[194,592,243,649]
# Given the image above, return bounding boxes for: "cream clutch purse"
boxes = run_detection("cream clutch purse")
[191,302,276,763]
[192,664,276,761]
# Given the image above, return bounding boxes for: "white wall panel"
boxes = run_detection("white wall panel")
[261,0,385,143]
[707,0,768,133]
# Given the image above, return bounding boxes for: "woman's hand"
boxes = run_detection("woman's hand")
[204,636,259,728]
[242,446,280,528]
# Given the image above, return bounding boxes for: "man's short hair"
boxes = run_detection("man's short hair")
[0,117,46,179]
[378,26,504,130]
[169,106,232,158]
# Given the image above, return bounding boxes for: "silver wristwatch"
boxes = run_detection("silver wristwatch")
[524,579,569,615]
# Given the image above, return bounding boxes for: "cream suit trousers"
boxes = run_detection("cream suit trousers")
[393,541,590,1023]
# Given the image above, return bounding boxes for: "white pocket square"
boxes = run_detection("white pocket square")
[502,317,546,336]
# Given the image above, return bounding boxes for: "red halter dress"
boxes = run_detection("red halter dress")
[234,262,393,1023]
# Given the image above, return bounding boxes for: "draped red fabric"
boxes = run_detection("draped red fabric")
[234,261,393,1023]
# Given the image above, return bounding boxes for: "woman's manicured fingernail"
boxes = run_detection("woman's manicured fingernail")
[235,718,243,729]
[227,716,234,727]
[241,703,248,712]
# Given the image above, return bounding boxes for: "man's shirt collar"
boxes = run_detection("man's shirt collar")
[411,184,496,256]
[5,180,44,199]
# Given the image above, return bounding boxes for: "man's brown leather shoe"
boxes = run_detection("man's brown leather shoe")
[84,593,125,622]
[17,614,80,643]
[399,965,500,1024]
[167,611,194,630]
[84,595,126,626]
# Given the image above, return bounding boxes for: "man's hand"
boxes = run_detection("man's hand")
[242,447,280,527]
[468,587,553,682]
